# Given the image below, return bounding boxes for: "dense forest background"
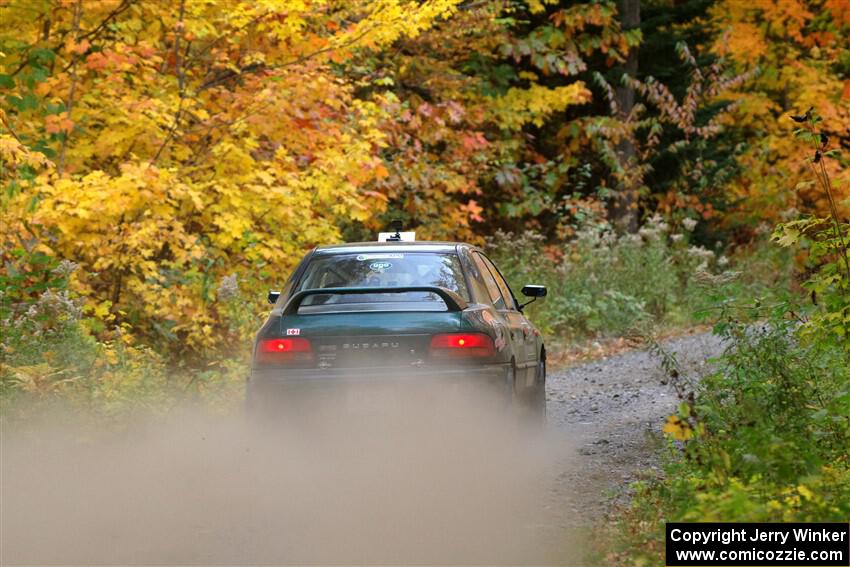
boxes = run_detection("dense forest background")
[2,1,849,562]
[2,0,848,360]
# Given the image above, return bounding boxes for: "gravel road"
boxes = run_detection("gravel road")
[3,330,726,565]
[545,330,724,524]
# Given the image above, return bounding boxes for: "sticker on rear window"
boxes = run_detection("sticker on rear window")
[369,261,392,272]
[356,253,404,261]
[286,328,300,335]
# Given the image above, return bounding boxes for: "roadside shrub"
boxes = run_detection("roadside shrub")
[1,280,169,413]
[601,111,848,565]
[1,244,247,417]
[486,217,784,340]
[599,309,849,565]
[700,319,848,481]
[677,311,848,517]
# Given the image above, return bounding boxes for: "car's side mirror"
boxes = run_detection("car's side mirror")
[521,285,547,298]
[519,285,546,310]
[268,290,281,305]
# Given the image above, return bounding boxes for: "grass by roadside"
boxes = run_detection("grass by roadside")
[488,217,791,344]
[588,309,850,566]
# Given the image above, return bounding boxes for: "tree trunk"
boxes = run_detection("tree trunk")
[611,0,640,233]
[57,0,82,175]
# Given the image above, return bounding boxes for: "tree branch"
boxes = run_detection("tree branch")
[151,0,188,164]
[78,0,135,41]
[0,113,24,144]
[197,23,378,92]
[57,0,82,175]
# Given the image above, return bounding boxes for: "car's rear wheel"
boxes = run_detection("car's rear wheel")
[511,358,546,425]
[532,356,546,418]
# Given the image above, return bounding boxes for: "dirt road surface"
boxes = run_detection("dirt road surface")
[541,330,724,561]
[2,331,723,565]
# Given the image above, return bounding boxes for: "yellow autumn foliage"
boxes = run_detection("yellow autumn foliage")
[0,0,461,355]
[491,83,593,129]
[710,0,850,221]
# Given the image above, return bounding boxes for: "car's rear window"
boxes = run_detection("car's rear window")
[294,252,468,312]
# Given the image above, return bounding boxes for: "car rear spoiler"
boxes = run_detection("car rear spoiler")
[281,286,468,315]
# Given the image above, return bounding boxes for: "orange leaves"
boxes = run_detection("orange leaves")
[550,2,617,35]
[45,113,74,135]
[363,189,390,202]
[718,23,768,64]
[825,0,850,27]
[711,0,813,62]
[84,52,109,72]
[65,38,90,55]
[461,199,484,223]
[83,47,143,73]
[461,132,489,151]
[707,0,850,225]
[657,192,716,219]
[373,163,390,179]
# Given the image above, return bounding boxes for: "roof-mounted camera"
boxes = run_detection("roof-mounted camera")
[378,219,415,242]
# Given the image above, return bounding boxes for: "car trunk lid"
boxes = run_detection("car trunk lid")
[277,311,464,369]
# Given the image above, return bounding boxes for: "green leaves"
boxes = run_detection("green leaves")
[772,224,802,247]
[781,112,850,351]
[5,93,39,112]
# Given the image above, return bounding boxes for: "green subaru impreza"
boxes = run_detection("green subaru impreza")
[247,238,547,416]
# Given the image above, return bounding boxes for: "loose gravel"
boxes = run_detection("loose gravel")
[546,330,725,523]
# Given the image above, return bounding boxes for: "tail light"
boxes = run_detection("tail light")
[429,333,496,359]
[256,337,313,364]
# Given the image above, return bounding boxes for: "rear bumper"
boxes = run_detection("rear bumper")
[249,363,510,385]
[246,363,512,415]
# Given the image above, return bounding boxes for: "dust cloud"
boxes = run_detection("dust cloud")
[2,385,582,565]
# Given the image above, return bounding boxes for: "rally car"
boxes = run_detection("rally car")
[247,231,547,416]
